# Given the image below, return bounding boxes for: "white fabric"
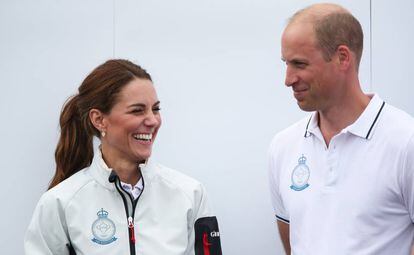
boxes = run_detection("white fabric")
[120,179,143,200]
[24,150,214,255]
[268,94,414,255]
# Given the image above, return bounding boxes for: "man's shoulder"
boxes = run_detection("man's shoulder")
[271,115,311,144]
[382,103,414,134]
[268,115,311,158]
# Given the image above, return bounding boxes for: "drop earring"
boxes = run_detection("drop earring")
[101,130,106,138]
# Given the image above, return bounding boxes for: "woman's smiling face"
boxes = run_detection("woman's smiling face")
[101,78,161,163]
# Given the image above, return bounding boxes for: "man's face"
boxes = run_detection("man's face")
[281,23,340,112]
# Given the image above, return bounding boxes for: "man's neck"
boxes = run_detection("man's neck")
[318,90,370,146]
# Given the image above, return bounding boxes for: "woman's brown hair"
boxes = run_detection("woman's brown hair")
[48,59,152,189]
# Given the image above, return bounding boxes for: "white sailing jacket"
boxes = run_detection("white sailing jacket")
[24,151,222,255]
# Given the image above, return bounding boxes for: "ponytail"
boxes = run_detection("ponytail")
[48,95,94,189]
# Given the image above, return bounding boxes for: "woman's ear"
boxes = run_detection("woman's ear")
[89,108,107,132]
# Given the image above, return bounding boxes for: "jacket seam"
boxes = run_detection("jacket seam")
[63,179,96,212]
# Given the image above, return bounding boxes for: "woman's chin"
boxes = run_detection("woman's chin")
[132,150,151,163]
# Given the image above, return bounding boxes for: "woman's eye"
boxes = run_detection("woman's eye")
[153,107,161,112]
[130,109,144,114]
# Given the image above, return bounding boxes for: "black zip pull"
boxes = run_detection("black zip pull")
[66,243,76,255]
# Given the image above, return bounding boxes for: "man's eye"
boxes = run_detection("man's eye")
[293,62,306,68]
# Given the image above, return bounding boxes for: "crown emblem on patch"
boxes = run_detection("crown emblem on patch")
[290,154,310,191]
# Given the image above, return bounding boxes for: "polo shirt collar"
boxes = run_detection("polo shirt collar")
[345,94,385,139]
[305,111,319,138]
[304,94,386,140]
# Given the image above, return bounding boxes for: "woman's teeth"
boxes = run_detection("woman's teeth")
[133,133,152,141]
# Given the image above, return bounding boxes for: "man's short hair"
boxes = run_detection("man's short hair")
[290,6,364,69]
[315,12,363,69]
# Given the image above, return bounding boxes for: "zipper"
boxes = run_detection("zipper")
[111,171,145,255]
[128,216,136,244]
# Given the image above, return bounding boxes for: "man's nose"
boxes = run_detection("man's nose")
[285,66,298,87]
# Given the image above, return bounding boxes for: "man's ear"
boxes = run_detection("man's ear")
[336,45,352,71]
[89,108,107,132]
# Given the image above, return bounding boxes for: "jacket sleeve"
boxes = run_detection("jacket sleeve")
[24,192,71,255]
[188,184,222,255]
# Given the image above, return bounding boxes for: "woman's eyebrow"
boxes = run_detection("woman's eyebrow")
[127,101,160,108]
[127,103,145,108]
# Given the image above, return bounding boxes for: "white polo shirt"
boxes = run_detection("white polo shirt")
[268,94,414,255]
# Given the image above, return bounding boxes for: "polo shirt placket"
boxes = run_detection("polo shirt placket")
[306,117,345,191]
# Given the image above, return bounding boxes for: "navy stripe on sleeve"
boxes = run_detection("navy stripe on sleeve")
[276,215,290,224]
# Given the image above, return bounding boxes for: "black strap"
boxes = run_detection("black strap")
[66,243,76,255]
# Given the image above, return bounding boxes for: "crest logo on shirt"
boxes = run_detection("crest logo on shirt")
[91,208,117,245]
[290,154,310,191]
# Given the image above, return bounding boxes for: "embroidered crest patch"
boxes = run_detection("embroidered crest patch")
[290,154,310,191]
[91,208,117,245]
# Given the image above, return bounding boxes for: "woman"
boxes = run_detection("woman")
[24,59,222,255]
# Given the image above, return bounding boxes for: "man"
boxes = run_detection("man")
[268,3,414,254]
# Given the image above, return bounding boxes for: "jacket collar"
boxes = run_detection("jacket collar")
[304,94,386,140]
[88,148,155,191]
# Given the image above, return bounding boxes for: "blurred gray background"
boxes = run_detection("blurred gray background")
[1,0,413,254]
